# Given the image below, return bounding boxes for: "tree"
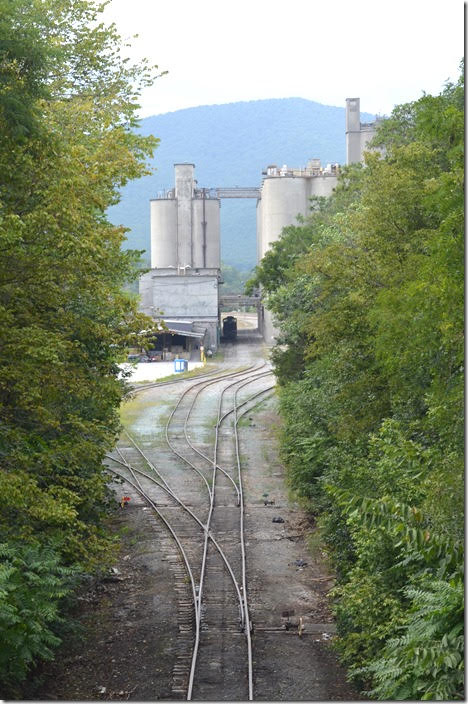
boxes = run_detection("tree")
[0,0,163,689]
[253,66,464,699]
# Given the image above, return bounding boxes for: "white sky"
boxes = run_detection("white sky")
[103,0,464,118]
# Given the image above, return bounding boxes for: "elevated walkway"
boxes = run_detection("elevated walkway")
[219,294,262,308]
[213,187,260,199]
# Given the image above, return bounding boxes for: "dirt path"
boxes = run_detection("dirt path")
[25,339,358,701]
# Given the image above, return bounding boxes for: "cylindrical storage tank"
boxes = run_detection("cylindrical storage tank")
[192,198,220,269]
[150,199,177,268]
[259,177,308,259]
[308,175,338,199]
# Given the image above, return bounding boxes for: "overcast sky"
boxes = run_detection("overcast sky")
[103,0,464,118]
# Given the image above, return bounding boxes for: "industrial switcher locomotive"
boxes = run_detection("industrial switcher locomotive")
[222,316,237,341]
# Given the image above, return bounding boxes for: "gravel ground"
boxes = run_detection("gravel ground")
[23,337,359,702]
[241,399,358,701]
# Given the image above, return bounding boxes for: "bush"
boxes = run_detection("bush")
[0,543,76,693]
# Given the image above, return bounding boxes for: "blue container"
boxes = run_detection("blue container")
[174,358,188,373]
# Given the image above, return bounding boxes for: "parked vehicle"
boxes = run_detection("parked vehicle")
[222,316,237,341]
[127,354,141,363]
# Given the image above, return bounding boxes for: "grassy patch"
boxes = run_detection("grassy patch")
[131,362,220,386]
[119,393,172,429]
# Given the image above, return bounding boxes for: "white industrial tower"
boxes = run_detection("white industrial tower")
[139,164,221,351]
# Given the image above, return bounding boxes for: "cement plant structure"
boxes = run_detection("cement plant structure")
[139,98,379,349]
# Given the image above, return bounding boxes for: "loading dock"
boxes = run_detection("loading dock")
[146,321,206,362]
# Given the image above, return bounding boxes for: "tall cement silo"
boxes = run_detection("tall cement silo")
[141,163,221,351]
[258,175,309,260]
[150,199,177,268]
[257,162,338,343]
[150,163,220,271]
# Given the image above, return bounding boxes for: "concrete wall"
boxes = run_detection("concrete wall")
[309,175,337,198]
[141,274,218,319]
[360,126,377,160]
[194,320,218,351]
[139,270,154,313]
[256,198,263,266]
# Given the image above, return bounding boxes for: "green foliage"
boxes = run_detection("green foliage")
[220,262,252,294]
[0,542,76,691]
[0,0,162,690]
[0,0,57,138]
[256,67,464,699]
[363,576,464,700]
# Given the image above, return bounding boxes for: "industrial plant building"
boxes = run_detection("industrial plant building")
[139,99,378,349]
[345,97,381,165]
[256,160,339,342]
[139,163,221,356]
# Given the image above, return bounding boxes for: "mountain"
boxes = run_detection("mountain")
[108,98,375,271]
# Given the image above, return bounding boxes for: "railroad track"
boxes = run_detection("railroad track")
[106,363,275,700]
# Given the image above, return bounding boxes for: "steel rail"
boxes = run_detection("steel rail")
[181,367,272,504]
[121,366,256,504]
[218,373,274,426]
[105,450,245,621]
[185,368,275,699]
[234,385,254,701]
[110,364,276,701]
[233,382,276,701]
[131,362,257,393]
[108,450,205,702]
[191,373,275,700]
[167,367,274,627]
[164,363,266,500]
[184,369,275,699]
[121,428,172,491]
[105,463,201,698]
[186,367,268,613]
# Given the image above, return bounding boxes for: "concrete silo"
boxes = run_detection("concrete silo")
[149,164,220,271]
[256,97,382,344]
[258,175,309,260]
[257,161,338,343]
[150,198,177,268]
[140,163,221,352]
[258,162,338,259]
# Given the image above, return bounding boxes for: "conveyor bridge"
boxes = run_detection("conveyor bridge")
[213,187,260,199]
[219,294,262,308]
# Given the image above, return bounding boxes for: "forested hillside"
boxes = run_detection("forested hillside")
[248,67,464,700]
[0,0,156,694]
[108,99,375,270]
